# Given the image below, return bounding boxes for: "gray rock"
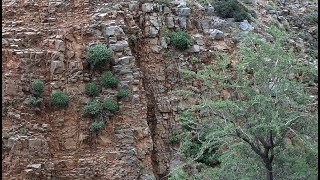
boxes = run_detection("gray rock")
[239,20,254,31]
[109,41,128,51]
[167,16,175,28]
[129,2,138,11]
[116,56,133,65]
[192,45,200,52]
[160,37,168,48]
[27,164,42,170]
[104,26,124,36]
[150,16,159,28]
[201,19,210,31]
[209,29,224,40]
[207,5,215,15]
[151,45,162,53]
[194,1,205,10]
[133,94,140,101]
[213,18,227,28]
[149,26,159,37]
[142,3,154,12]
[179,17,187,29]
[50,60,64,74]
[55,40,64,52]
[163,7,171,14]
[179,7,191,16]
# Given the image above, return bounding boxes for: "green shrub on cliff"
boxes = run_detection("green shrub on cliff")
[101,71,118,88]
[83,100,101,117]
[85,82,99,97]
[31,79,45,97]
[29,97,43,107]
[103,99,119,113]
[90,120,106,133]
[87,44,113,68]
[214,0,252,22]
[171,31,190,50]
[51,91,69,107]
[117,89,129,99]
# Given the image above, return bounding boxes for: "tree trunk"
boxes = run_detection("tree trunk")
[265,160,273,180]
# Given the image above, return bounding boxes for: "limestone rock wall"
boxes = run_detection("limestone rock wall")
[2,0,246,179]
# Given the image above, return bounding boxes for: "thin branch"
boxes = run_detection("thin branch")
[285,114,307,126]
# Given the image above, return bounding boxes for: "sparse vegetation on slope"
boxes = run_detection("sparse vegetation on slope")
[170,26,318,179]
[170,31,190,50]
[51,91,70,108]
[87,44,113,68]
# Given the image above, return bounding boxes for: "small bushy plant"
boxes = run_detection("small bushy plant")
[160,26,171,38]
[87,44,113,68]
[214,0,252,22]
[117,89,129,99]
[103,99,119,113]
[168,132,179,144]
[83,100,101,117]
[170,31,190,50]
[29,97,43,106]
[101,71,118,88]
[158,0,170,6]
[305,12,318,24]
[19,128,28,135]
[90,120,106,133]
[163,50,172,57]
[31,79,44,97]
[51,91,69,107]
[85,83,99,97]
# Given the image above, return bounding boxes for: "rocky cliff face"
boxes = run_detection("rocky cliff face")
[2,0,317,179]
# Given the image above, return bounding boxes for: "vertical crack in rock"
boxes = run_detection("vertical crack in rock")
[130,38,161,179]
[145,83,160,180]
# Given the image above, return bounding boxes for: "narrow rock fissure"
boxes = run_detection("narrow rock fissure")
[130,37,161,179]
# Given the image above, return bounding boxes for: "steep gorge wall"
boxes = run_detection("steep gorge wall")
[3,0,308,179]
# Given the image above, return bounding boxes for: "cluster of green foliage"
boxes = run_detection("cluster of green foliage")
[29,96,43,106]
[85,44,123,134]
[214,0,253,22]
[179,112,221,166]
[304,12,318,25]
[128,34,138,42]
[191,55,200,64]
[83,100,101,117]
[163,50,172,57]
[85,83,99,97]
[28,80,45,107]
[170,31,190,50]
[170,26,318,179]
[117,89,129,99]
[158,0,170,6]
[103,99,119,113]
[87,44,113,68]
[160,26,171,38]
[19,128,28,135]
[198,0,209,8]
[32,79,45,97]
[168,131,180,144]
[90,120,106,133]
[242,0,253,5]
[101,71,118,88]
[51,91,69,107]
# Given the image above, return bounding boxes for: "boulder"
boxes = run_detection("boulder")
[179,7,191,16]
[142,3,154,12]
[239,20,254,31]
[209,29,224,40]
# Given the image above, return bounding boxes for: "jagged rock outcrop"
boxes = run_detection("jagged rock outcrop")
[2,0,317,179]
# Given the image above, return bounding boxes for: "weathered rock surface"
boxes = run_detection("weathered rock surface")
[2,0,317,179]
